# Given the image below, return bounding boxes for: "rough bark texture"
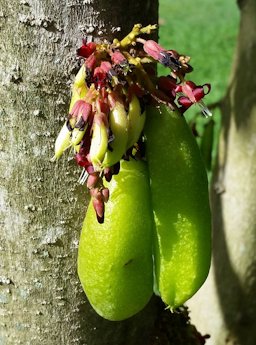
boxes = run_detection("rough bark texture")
[187,1,256,344]
[0,1,159,344]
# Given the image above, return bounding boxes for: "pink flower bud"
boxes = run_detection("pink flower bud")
[70,100,92,123]
[85,53,97,70]
[143,40,181,70]
[90,188,98,198]
[92,198,105,223]
[143,40,164,60]
[93,67,107,89]
[101,188,109,203]
[100,61,112,73]
[86,165,95,174]
[87,173,99,189]
[95,190,103,201]
[110,50,127,65]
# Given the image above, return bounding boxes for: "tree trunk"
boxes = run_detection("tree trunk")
[187,1,256,344]
[0,1,159,344]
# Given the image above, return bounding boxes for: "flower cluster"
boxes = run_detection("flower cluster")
[53,24,211,222]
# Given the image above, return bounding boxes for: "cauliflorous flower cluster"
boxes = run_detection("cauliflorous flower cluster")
[52,24,211,222]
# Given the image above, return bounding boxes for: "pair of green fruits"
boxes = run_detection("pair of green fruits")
[77,105,212,321]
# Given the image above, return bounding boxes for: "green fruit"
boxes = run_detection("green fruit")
[101,101,128,169]
[77,159,153,321]
[145,105,211,309]
[89,118,108,171]
[52,121,71,161]
[126,94,146,150]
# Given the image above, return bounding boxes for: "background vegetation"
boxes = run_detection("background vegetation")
[159,0,240,175]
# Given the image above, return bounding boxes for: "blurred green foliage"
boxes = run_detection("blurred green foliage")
[158,0,240,176]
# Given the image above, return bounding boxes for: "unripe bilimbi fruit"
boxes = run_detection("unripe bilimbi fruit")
[77,159,154,321]
[145,104,211,309]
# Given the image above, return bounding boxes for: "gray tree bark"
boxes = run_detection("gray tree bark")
[187,1,256,344]
[0,1,159,344]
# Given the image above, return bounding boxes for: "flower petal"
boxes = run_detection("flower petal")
[178,96,192,108]
[77,42,96,58]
